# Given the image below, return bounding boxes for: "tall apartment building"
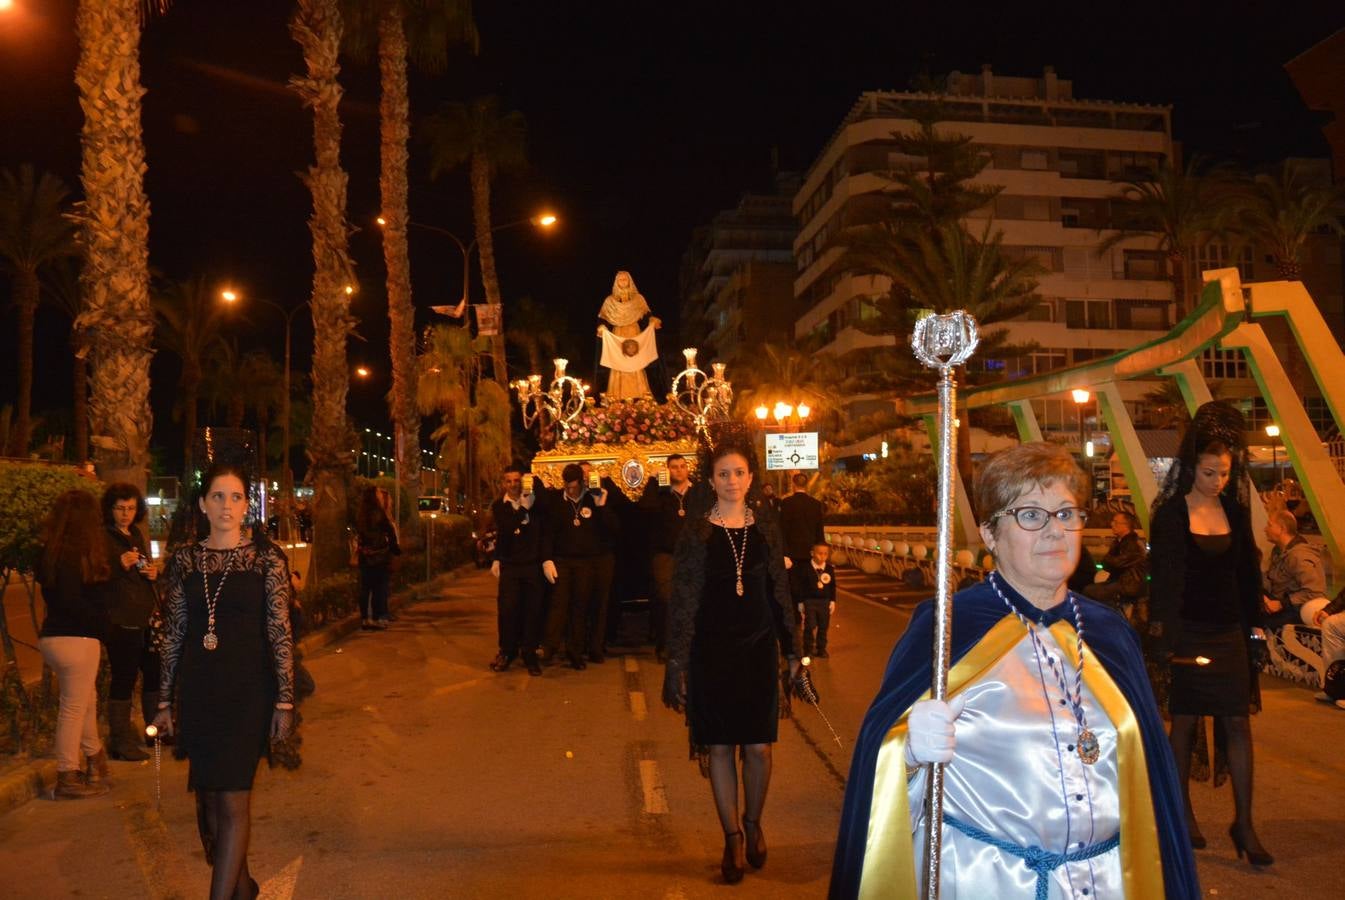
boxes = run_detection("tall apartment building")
[679,173,799,362]
[793,66,1180,437]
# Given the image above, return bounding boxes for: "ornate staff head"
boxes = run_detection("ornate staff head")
[912,310,980,371]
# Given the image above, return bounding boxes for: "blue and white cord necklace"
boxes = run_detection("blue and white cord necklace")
[988,571,1100,765]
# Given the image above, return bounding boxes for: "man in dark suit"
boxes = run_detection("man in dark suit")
[638,453,694,660]
[779,472,825,569]
[489,463,553,676]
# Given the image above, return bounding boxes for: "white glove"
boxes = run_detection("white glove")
[1093,569,1110,584]
[490,560,500,579]
[521,492,535,510]
[905,695,967,766]
[796,603,804,614]
[784,557,794,570]
[542,560,558,584]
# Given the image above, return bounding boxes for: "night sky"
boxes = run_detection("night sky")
[1,0,1342,468]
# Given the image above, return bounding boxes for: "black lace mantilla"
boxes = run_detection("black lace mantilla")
[159,540,296,705]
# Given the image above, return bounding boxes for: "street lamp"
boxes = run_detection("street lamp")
[1071,389,1091,460]
[1266,423,1282,488]
[220,286,317,540]
[382,211,559,314]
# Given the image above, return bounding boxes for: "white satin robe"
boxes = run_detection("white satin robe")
[906,629,1123,898]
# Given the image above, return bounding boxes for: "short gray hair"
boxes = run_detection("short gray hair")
[976,443,1090,530]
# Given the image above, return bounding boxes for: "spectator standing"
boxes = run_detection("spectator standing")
[37,489,113,799]
[489,464,552,675]
[779,473,824,569]
[791,542,837,657]
[1082,511,1149,622]
[543,464,616,669]
[101,483,161,762]
[640,453,694,660]
[354,486,401,630]
[1148,401,1270,864]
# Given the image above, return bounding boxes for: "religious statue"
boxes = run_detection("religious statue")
[596,270,663,401]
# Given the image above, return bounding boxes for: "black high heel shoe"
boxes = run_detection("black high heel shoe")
[742,817,767,869]
[1229,823,1274,867]
[721,830,745,884]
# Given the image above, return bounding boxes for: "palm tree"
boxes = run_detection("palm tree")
[40,259,91,462]
[0,165,79,458]
[505,295,567,376]
[733,343,840,428]
[1099,157,1240,316]
[291,0,360,579]
[424,95,527,386]
[343,0,477,520]
[72,0,168,488]
[153,276,231,478]
[236,350,286,482]
[1241,160,1345,281]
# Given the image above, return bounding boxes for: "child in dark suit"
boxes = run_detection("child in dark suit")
[791,542,836,657]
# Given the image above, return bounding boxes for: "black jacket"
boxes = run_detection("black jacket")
[639,479,694,555]
[1100,531,1149,599]
[491,495,552,565]
[779,491,825,561]
[103,526,159,628]
[37,548,109,640]
[547,488,618,559]
[790,561,837,605]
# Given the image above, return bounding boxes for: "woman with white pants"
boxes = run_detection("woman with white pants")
[36,489,114,799]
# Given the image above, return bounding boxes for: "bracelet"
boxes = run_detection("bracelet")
[274,702,295,711]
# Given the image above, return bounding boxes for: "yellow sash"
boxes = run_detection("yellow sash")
[858,615,1164,898]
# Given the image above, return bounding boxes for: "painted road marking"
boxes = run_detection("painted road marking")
[629,690,648,721]
[260,855,304,900]
[623,656,639,673]
[638,759,669,814]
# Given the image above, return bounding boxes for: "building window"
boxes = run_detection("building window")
[1021,149,1050,170]
[1026,301,1054,322]
[1065,299,1112,330]
[1202,347,1248,380]
[1060,198,1111,229]
[1197,242,1254,280]
[1058,150,1106,179]
[1115,299,1169,330]
[1123,249,1166,280]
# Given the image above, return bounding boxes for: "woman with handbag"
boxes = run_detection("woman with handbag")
[355,485,401,629]
[663,425,799,884]
[152,463,295,900]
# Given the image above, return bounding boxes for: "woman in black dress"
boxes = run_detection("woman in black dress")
[663,430,799,884]
[1149,401,1270,866]
[152,463,295,900]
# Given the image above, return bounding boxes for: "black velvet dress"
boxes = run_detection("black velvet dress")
[160,543,294,791]
[687,524,790,746]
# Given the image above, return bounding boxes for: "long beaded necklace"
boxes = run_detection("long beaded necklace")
[673,485,687,518]
[712,502,748,597]
[200,543,238,651]
[565,493,584,527]
[987,571,1100,765]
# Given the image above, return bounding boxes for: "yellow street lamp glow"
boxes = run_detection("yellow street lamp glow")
[754,405,769,421]
[796,403,811,420]
[376,216,387,227]
[344,284,355,295]
[535,213,558,227]
[773,402,793,422]
[1265,424,1280,438]
[221,289,239,303]
[0,1,16,12]
[355,366,371,378]
[1071,388,1091,404]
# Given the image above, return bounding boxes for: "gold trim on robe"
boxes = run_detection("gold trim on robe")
[858,614,1165,899]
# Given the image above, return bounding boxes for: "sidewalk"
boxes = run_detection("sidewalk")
[0,565,470,817]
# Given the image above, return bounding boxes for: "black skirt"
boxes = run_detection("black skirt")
[1168,620,1252,716]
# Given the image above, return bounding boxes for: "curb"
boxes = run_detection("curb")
[0,564,476,819]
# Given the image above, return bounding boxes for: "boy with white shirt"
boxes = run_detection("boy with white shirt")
[791,542,837,658]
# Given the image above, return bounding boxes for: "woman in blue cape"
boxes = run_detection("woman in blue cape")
[831,443,1199,899]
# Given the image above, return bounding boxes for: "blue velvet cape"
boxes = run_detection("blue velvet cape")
[829,580,1199,899]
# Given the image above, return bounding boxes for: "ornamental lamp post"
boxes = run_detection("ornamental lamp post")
[1266,423,1281,488]
[1071,389,1091,462]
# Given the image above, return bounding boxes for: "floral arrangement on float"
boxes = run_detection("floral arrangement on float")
[561,397,697,446]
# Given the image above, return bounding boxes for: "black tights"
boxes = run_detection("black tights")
[707,744,771,834]
[196,790,256,900]
[1169,714,1264,847]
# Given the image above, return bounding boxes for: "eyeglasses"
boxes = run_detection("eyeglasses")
[991,506,1088,532]
[112,504,138,514]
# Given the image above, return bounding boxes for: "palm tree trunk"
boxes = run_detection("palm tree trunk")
[74,0,154,490]
[7,271,38,458]
[470,152,508,387]
[181,371,199,480]
[378,6,421,520]
[70,342,89,463]
[291,0,357,581]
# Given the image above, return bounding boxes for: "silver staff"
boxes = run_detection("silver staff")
[910,311,979,900]
[145,724,162,812]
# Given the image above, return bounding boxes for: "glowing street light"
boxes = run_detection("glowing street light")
[1071,388,1091,460]
[773,401,793,423]
[1266,423,1282,487]
[755,405,769,422]
[0,1,14,12]
[355,365,372,378]
[796,403,811,421]
[221,289,239,303]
